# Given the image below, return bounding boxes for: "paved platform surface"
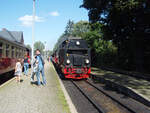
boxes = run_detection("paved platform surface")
[91,67,150,102]
[0,61,70,113]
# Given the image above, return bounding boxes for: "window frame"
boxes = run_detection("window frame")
[0,41,3,58]
[6,44,10,58]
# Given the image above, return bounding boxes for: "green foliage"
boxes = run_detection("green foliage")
[82,0,150,72]
[34,41,45,55]
[64,20,74,36]
[82,23,117,66]
[46,50,53,56]
[72,21,90,37]
[54,20,117,67]
[26,44,31,50]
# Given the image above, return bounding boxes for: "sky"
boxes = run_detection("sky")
[0,0,88,50]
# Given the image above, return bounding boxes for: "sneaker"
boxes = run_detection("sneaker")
[41,82,46,86]
[42,84,46,86]
[30,78,34,82]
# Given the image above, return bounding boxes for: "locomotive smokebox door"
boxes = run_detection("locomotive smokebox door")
[73,55,82,66]
[76,69,82,74]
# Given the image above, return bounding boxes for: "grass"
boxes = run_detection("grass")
[50,64,71,113]
[56,80,71,113]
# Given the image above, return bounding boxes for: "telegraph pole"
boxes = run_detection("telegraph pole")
[31,0,36,74]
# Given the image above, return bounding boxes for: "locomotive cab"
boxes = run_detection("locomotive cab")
[58,37,91,79]
[65,39,91,67]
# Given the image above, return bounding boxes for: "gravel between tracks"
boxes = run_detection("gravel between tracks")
[62,80,99,113]
[73,80,131,113]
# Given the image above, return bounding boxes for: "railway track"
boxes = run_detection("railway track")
[71,79,150,113]
[53,62,150,113]
[0,71,15,86]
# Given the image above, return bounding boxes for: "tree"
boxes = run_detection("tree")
[53,20,117,67]
[34,41,45,55]
[26,44,31,50]
[47,50,53,56]
[72,21,90,37]
[64,20,74,36]
[83,22,117,66]
[81,0,150,72]
[53,20,90,52]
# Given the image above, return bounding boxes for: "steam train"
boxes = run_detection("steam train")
[52,37,91,79]
[0,29,31,75]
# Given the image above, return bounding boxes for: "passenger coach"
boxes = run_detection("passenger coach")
[53,37,91,79]
[0,28,30,75]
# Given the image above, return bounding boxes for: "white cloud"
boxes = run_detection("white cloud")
[18,15,45,27]
[49,11,60,16]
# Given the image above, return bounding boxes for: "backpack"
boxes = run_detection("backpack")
[39,55,45,66]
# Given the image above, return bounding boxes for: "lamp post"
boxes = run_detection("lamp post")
[31,0,36,74]
[44,41,46,59]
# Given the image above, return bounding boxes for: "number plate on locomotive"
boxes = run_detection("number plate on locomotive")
[76,69,82,74]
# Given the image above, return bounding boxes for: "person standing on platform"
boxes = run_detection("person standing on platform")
[14,58,22,82]
[35,49,46,86]
[23,55,29,76]
[30,55,38,82]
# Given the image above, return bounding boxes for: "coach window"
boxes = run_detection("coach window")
[17,48,19,58]
[22,49,24,57]
[19,49,21,57]
[12,46,15,58]
[0,42,3,58]
[6,44,10,57]
[16,48,18,58]
[18,49,20,57]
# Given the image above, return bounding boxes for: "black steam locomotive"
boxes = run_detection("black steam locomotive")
[52,37,91,79]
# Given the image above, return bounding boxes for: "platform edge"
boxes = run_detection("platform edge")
[0,77,15,88]
[51,63,78,113]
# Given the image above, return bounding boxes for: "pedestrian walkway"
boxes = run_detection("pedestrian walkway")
[0,61,70,113]
[91,67,150,107]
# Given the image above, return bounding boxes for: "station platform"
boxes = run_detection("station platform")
[91,67,150,107]
[0,61,70,113]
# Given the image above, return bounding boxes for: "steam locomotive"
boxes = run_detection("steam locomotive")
[52,37,91,79]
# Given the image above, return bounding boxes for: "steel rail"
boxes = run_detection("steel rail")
[85,80,136,113]
[71,80,105,113]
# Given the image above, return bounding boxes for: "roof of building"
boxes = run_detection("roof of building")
[11,31,24,44]
[0,28,24,45]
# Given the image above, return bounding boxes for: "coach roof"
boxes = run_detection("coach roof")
[0,28,24,43]
[0,28,25,47]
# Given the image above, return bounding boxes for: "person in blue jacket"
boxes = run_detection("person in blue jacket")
[35,49,46,86]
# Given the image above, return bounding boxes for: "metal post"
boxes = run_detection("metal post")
[44,41,46,59]
[31,0,36,74]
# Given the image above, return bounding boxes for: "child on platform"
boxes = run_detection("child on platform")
[14,58,22,82]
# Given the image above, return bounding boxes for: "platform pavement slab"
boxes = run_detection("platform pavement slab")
[91,67,150,103]
[0,61,70,113]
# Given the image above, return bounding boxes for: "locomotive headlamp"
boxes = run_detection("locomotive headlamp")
[85,59,90,64]
[76,41,80,45]
[66,59,70,64]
